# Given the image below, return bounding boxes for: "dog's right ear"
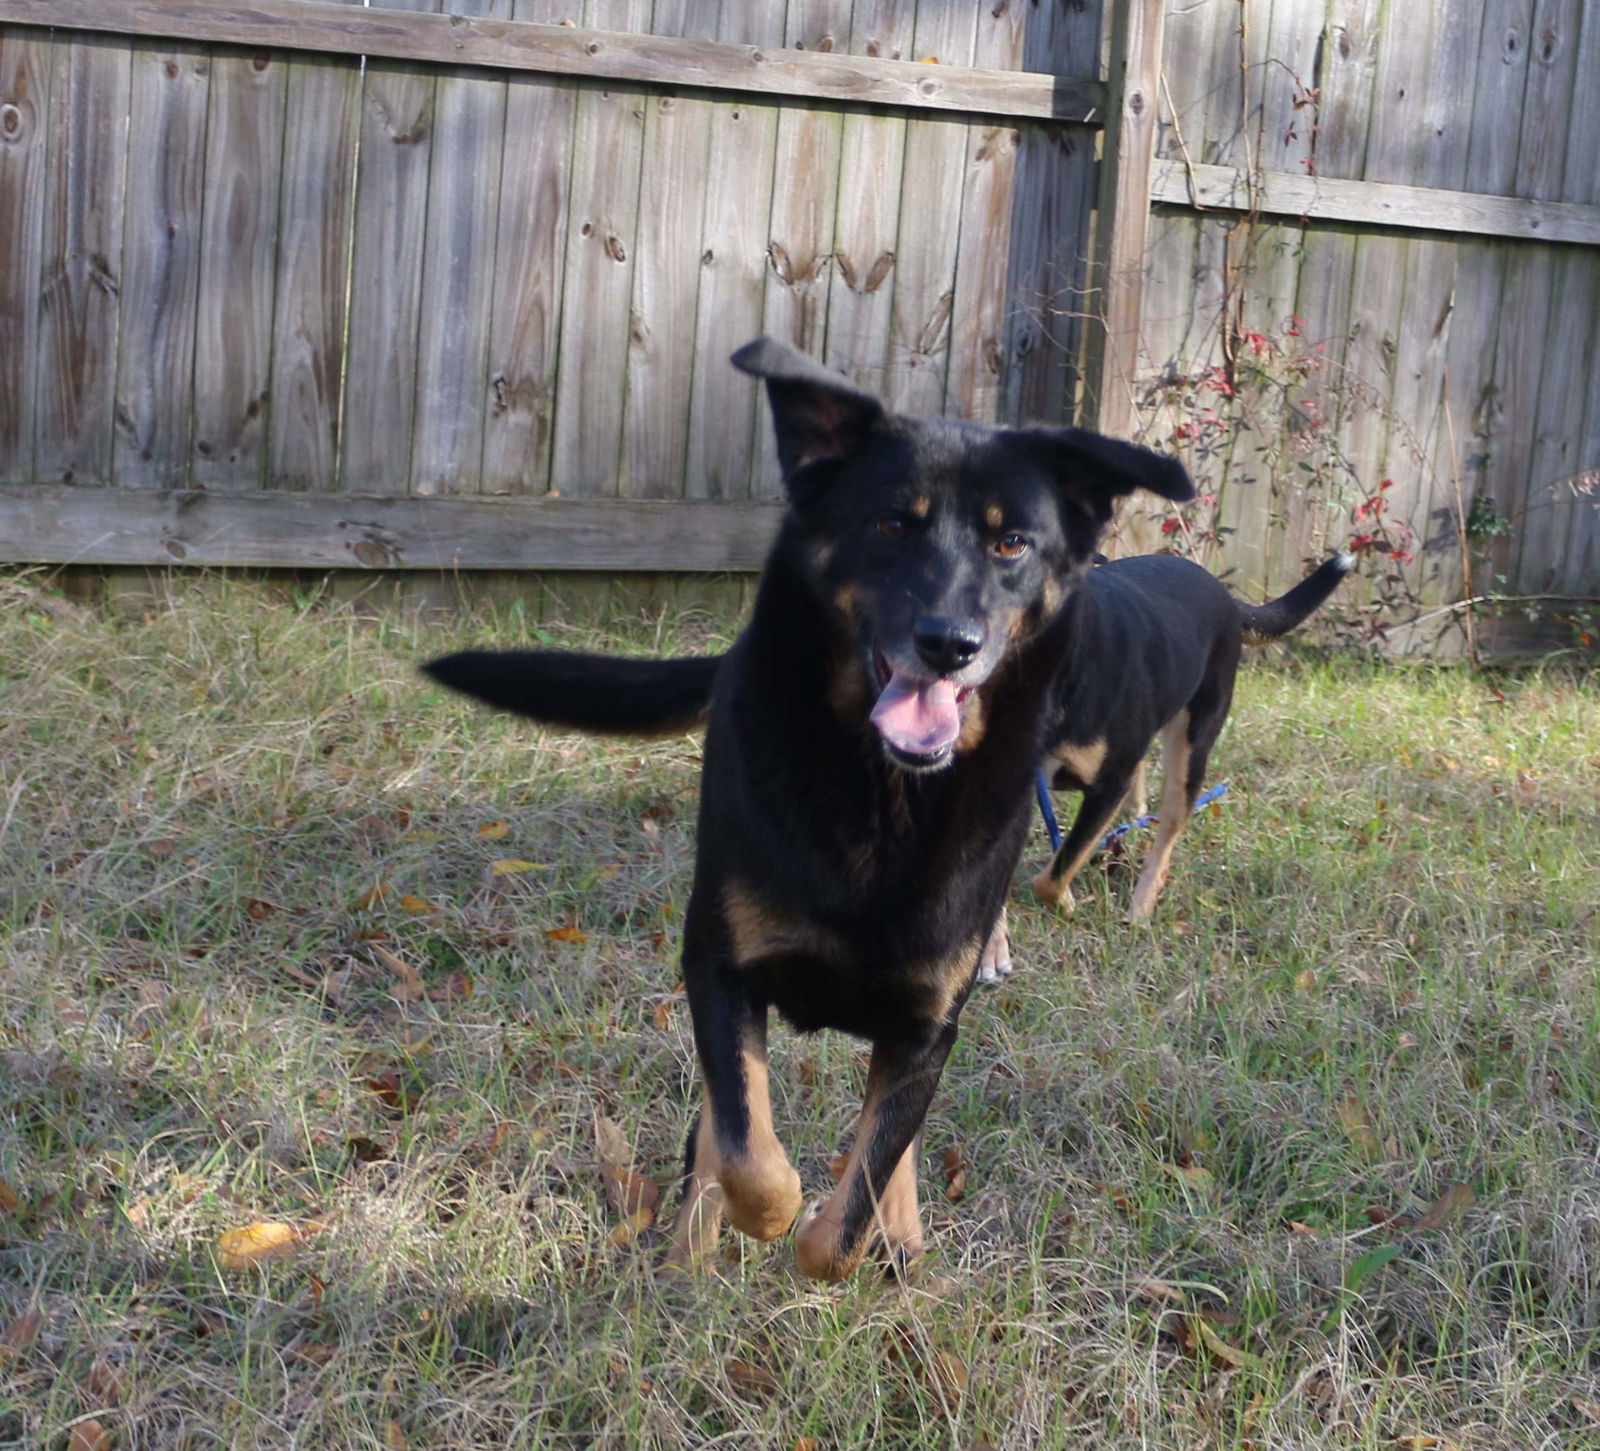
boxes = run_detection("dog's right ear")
[732,337,886,485]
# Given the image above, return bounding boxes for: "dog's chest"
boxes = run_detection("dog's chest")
[720,876,984,1035]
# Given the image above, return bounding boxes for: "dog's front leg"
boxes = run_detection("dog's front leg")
[665,960,801,1269]
[793,1024,957,1281]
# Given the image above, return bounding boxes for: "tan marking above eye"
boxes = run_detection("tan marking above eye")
[909,495,931,519]
[984,502,1003,529]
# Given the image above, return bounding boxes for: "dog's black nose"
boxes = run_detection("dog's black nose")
[912,616,985,676]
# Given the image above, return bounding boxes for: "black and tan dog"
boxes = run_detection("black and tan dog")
[424,338,1191,1280]
[1027,550,1354,925]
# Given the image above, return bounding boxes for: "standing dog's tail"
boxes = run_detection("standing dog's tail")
[1237,553,1356,643]
[423,651,723,736]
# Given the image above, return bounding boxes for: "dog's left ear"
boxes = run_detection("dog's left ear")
[1014,427,1194,517]
[732,337,886,484]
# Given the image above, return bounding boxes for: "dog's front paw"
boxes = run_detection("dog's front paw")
[975,920,1014,984]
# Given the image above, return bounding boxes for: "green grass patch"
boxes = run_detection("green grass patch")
[1,572,1598,1448]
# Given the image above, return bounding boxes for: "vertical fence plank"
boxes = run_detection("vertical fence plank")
[268,23,362,492]
[0,25,51,485]
[822,0,915,393]
[481,0,575,498]
[35,35,131,486]
[410,0,511,496]
[1000,0,1099,430]
[549,0,650,499]
[754,0,851,498]
[942,0,1023,427]
[622,1,718,501]
[883,3,977,419]
[114,41,208,489]
[681,0,783,502]
[341,0,440,494]
[192,47,284,490]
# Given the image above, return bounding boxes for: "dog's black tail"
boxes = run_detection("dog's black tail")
[423,650,723,736]
[1237,553,1357,642]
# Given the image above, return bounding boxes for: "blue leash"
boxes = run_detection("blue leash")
[1034,769,1229,854]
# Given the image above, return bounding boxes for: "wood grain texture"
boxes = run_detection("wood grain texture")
[7,0,1103,122]
[192,46,285,490]
[268,20,362,491]
[410,0,511,496]
[1149,161,1600,246]
[0,25,53,484]
[480,0,575,496]
[113,40,207,489]
[35,34,131,486]
[0,485,784,570]
[340,0,439,494]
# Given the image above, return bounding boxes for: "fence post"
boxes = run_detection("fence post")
[1081,0,1165,447]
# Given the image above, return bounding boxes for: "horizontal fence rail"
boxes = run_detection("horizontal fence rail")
[0,487,785,571]
[5,0,1104,121]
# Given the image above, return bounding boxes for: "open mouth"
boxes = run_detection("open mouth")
[869,650,975,770]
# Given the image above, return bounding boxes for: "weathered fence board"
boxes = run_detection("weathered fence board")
[17,0,1102,122]
[268,29,362,492]
[0,26,49,485]
[1,485,782,571]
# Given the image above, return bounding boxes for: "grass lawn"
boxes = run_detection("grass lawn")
[2,572,1597,1450]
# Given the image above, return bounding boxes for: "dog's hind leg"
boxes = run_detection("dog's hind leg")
[1032,778,1134,913]
[1128,713,1201,921]
[793,1026,956,1281]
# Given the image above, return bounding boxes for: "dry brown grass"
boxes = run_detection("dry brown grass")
[1,572,1597,1449]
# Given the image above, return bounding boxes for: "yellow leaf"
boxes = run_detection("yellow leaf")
[397,894,436,915]
[216,1220,324,1271]
[545,926,588,943]
[352,880,392,910]
[475,821,510,839]
[1190,1314,1262,1371]
[490,859,547,875]
[0,1175,20,1213]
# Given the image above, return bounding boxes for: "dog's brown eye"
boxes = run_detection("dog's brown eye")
[995,532,1030,558]
[877,515,910,541]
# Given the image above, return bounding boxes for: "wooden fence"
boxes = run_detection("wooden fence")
[0,0,1108,575]
[1123,0,1600,653]
[0,0,1597,651]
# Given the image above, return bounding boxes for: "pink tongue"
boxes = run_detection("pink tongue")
[869,671,961,756]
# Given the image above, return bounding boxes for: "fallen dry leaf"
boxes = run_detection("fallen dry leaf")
[370,943,426,1001]
[545,926,589,944]
[1132,1277,1184,1305]
[0,1306,44,1363]
[490,858,547,876]
[652,999,674,1031]
[1336,1095,1381,1156]
[594,1115,631,1167]
[0,1175,20,1212]
[385,1420,411,1450]
[426,971,472,1003]
[923,1349,969,1400]
[476,820,510,839]
[601,1164,660,1224]
[1412,1182,1475,1233]
[397,894,436,916]
[725,1356,779,1399]
[1572,1398,1600,1425]
[352,881,392,910]
[67,1421,111,1451]
[244,898,276,921]
[1391,1437,1461,1450]
[216,1220,325,1271]
[942,1145,967,1202]
[85,1357,125,1406]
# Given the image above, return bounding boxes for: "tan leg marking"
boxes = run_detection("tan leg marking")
[1128,714,1192,922]
[1051,738,1107,787]
[663,1111,725,1270]
[976,905,1013,984]
[718,1042,802,1241]
[1126,757,1149,820]
[793,1069,924,1281]
[1032,827,1104,913]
